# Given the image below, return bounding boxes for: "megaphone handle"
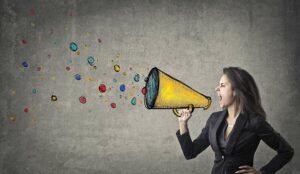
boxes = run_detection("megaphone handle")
[173,104,194,117]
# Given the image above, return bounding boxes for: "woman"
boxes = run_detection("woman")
[176,67,294,174]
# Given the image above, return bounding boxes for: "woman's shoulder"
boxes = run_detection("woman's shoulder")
[244,111,268,131]
[246,111,266,123]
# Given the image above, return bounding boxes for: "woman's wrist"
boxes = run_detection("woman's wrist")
[179,121,187,126]
[179,122,188,135]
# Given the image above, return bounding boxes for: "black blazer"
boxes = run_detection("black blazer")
[176,109,294,174]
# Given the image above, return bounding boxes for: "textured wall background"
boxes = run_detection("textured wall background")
[0,0,299,173]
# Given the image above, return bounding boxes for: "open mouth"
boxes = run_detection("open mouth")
[218,95,222,101]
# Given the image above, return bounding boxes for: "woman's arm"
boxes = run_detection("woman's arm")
[256,116,294,174]
[176,112,213,160]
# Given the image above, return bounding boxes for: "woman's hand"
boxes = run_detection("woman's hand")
[235,165,262,174]
[177,108,192,124]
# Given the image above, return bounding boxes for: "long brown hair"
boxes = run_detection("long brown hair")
[223,67,266,119]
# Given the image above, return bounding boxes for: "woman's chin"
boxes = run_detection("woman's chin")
[218,102,223,108]
[219,104,227,109]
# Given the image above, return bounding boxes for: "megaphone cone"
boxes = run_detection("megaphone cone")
[144,67,211,117]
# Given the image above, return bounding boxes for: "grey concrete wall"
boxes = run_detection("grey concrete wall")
[0,0,299,173]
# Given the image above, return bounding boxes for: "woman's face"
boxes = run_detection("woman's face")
[215,74,236,109]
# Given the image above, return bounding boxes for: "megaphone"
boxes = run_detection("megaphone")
[144,67,212,117]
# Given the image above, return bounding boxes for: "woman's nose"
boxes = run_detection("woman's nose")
[215,86,219,91]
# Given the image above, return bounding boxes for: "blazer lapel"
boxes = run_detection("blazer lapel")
[225,111,248,154]
[212,109,227,154]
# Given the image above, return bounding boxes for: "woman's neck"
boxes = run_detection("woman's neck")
[227,102,240,119]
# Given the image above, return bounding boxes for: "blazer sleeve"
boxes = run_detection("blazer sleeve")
[256,116,294,174]
[176,113,213,160]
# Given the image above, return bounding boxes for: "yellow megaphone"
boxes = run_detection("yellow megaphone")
[144,67,212,117]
